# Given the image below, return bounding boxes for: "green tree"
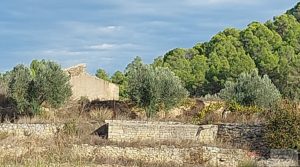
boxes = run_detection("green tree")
[29,60,72,109]
[7,65,32,113]
[190,55,208,96]
[240,22,281,76]
[7,60,72,114]
[162,48,194,91]
[267,14,300,54]
[287,2,300,22]
[219,70,281,108]
[205,28,256,94]
[126,57,188,117]
[111,71,128,99]
[95,68,110,81]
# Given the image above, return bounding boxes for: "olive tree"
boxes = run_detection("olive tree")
[7,60,72,114]
[219,69,281,108]
[126,57,188,117]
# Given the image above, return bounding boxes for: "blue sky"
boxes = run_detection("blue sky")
[0,0,299,75]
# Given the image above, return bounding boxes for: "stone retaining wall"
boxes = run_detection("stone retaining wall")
[72,144,248,167]
[217,124,266,150]
[105,120,218,144]
[105,120,266,149]
[0,123,63,137]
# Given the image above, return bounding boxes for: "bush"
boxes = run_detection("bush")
[219,69,281,108]
[193,102,224,124]
[126,57,189,117]
[264,101,300,150]
[7,60,72,114]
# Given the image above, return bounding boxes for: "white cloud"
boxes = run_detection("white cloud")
[60,22,122,36]
[85,43,140,51]
[86,43,115,50]
[40,49,87,56]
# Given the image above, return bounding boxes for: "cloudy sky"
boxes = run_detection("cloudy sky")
[0,0,298,74]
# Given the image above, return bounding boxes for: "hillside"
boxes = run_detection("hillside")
[151,2,300,100]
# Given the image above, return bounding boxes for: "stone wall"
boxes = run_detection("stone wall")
[65,64,119,101]
[105,120,218,144]
[72,144,248,167]
[0,123,63,137]
[217,124,266,150]
[105,120,266,149]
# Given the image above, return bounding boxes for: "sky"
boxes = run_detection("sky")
[0,0,299,75]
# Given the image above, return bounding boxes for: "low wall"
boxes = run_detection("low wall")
[105,120,218,144]
[217,124,266,150]
[72,144,248,167]
[0,123,63,137]
[105,120,268,151]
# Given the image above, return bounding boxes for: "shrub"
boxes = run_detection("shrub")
[126,57,189,117]
[264,101,300,150]
[193,102,224,124]
[227,102,264,114]
[219,69,281,108]
[7,60,72,115]
[7,65,32,113]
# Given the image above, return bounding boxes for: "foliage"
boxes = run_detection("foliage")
[148,3,300,101]
[287,2,300,22]
[219,70,281,108]
[63,119,79,136]
[111,70,128,99]
[153,48,208,96]
[193,102,224,124]
[7,65,32,113]
[264,101,300,150]
[95,68,110,81]
[226,102,263,114]
[29,60,72,109]
[7,60,72,114]
[126,57,188,117]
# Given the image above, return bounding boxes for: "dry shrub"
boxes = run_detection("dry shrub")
[238,159,258,167]
[264,100,300,150]
[89,108,114,123]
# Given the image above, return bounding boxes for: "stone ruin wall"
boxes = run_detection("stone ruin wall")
[0,122,297,167]
[72,144,250,167]
[105,120,218,144]
[65,64,119,101]
[105,120,265,150]
[0,123,63,137]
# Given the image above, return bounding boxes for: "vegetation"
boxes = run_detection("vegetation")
[219,70,281,108]
[126,57,188,117]
[264,101,300,150]
[4,60,72,115]
[150,3,300,102]
[111,70,128,99]
[95,68,110,81]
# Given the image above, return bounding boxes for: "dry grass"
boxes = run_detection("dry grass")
[89,108,114,123]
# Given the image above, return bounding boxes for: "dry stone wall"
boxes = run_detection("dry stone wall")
[72,144,248,167]
[105,120,266,149]
[105,120,218,144]
[0,123,63,137]
[217,124,266,150]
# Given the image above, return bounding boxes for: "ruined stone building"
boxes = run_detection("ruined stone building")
[65,64,119,101]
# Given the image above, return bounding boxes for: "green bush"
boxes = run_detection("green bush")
[227,102,264,114]
[7,60,72,114]
[219,69,281,108]
[193,102,224,124]
[264,101,300,150]
[126,57,189,117]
